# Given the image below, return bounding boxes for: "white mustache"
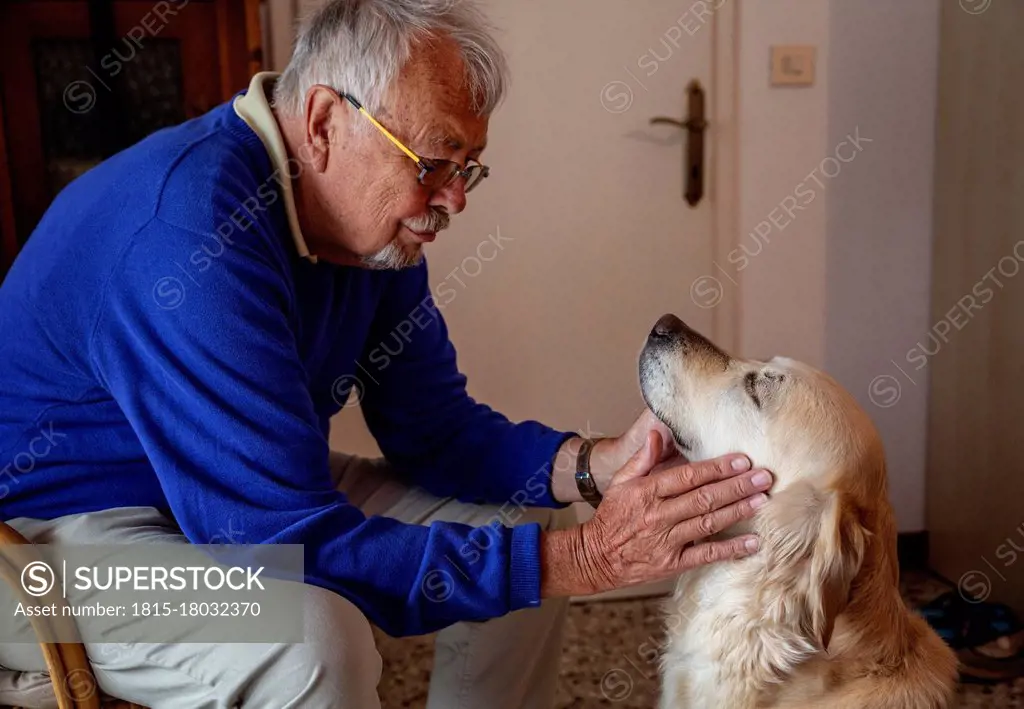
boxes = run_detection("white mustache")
[402,209,450,234]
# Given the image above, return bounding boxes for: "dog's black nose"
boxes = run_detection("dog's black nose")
[650,313,687,340]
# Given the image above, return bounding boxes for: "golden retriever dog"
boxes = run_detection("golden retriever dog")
[639,314,957,709]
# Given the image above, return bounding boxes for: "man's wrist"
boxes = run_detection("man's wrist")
[539,527,605,598]
[550,436,582,504]
[550,435,623,504]
[588,437,623,492]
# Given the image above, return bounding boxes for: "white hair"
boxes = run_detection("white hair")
[274,0,509,119]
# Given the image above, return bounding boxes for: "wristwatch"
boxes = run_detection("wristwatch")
[575,437,604,509]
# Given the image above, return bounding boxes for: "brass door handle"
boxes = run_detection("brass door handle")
[649,80,707,207]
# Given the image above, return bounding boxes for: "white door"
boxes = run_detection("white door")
[329,1,729,593]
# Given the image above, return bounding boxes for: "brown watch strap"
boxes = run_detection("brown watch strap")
[575,438,603,509]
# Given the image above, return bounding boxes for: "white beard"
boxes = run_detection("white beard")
[360,239,423,270]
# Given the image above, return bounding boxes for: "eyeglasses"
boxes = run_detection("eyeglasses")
[340,92,490,193]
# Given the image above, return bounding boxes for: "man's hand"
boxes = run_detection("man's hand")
[590,408,678,492]
[550,407,679,503]
[541,431,771,598]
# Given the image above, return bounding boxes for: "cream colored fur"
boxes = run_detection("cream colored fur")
[639,319,958,709]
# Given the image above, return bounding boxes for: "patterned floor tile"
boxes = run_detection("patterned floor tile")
[375,570,1023,708]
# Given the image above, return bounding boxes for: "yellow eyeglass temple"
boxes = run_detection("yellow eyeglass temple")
[342,93,423,164]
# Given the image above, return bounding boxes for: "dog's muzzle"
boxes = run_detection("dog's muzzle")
[648,313,689,343]
[645,313,730,368]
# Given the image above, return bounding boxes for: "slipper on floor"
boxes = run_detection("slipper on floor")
[919,590,1024,683]
[919,591,1020,647]
[919,591,970,647]
[957,628,1024,683]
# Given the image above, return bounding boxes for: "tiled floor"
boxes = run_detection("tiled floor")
[374,570,1024,708]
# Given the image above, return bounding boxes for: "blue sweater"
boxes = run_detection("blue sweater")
[0,97,572,636]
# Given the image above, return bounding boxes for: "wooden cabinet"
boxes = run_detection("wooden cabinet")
[0,0,263,274]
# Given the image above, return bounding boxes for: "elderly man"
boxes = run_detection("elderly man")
[0,0,771,707]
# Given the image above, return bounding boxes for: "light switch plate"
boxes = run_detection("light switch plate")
[771,45,816,86]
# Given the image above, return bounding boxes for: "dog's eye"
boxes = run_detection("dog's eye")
[745,371,786,409]
[744,371,762,409]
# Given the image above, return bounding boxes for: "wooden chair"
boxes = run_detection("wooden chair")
[0,520,145,709]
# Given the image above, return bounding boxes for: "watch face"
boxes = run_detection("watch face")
[575,471,601,505]
[575,439,602,507]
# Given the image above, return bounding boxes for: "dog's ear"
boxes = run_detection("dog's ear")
[755,480,868,666]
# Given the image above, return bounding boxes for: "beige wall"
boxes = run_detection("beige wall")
[735,0,831,366]
[822,0,940,532]
[733,0,939,531]
[264,0,297,71]
[926,0,1024,612]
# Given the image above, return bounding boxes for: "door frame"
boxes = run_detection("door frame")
[0,83,16,272]
[710,0,740,355]
[0,0,259,257]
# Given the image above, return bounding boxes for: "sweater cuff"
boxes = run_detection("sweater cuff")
[509,523,543,610]
[528,428,577,509]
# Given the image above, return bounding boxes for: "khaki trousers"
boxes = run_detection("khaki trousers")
[0,454,571,709]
